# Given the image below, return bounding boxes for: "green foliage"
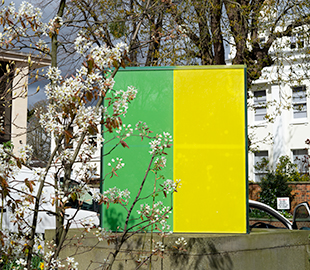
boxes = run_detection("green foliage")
[254,156,269,172]
[275,156,309,182]
[249,208,273,219]
[259,172,294,209]
[1,252,43,270]
[257,155,304,209]
[2,141,13,151]
[109,16,126,38]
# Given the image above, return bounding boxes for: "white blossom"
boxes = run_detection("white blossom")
[75,33,92,55]
[149,132,173,155]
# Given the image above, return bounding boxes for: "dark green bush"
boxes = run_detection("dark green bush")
[259,172,294,209]
[257,156,299,209]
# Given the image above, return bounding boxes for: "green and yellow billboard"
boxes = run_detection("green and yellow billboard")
[101,65,248,233]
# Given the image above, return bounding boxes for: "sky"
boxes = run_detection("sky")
[9,0,57,106]
[9,0,231,107]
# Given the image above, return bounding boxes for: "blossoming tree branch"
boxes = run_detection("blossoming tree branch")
[0,1,181,269]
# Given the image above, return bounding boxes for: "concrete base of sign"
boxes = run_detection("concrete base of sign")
[45,229,310,269]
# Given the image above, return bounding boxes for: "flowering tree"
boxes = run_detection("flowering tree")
[0,1,181,269]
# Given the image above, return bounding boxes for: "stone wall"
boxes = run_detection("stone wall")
[45,229,310,270]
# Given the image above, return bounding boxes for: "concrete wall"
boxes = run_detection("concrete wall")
[46,229,310,270]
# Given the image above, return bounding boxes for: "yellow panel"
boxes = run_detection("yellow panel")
[173,67,247,233]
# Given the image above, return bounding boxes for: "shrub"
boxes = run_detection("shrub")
[257,155,299,209]
[259,172,294,209]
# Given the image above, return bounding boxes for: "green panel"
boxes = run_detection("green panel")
[101,68,174,231]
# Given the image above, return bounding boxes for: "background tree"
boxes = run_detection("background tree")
[255,155,309,209]
[171,0,310,85]
[0,1,180,269]
[61,0,310,87]
[27,100,51,166]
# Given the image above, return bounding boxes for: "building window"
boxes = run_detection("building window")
[254,151,268,182]
[254,90,267,121]
[290,34,304,49]
[292,149,309,175]
[292,85,307,119]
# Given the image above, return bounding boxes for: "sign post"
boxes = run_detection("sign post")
[101,65,248,233]
[277,197,290,210]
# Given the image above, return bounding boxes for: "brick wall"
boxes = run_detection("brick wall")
[249,182,310,210]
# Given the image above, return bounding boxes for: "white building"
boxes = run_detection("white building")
[0,50,50,154]
[228,26,310,182]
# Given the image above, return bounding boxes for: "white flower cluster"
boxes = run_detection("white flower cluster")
[33,167,47,183]
[38,104,60,134]
[90,42,128,68]
[0,1,63,43]
[40,37,131,144]
[74,33,92,55]
[0,1,48,45]
[17,144,33,162]
[35,38,48,51]
[48,16,63,34]
[104,186,130,202]
[135,121,148,132]
[5,2,15,14]
[66,256,79,269]
[45,78,80,104]
[84,72,104,91]
[112,86,138,117]
[55,148,74,164]
[175,237,187,247]
[74,31,128,67]
[161,179,181,194]
[0,144,20,179]
[74,106,102,132]
[73,164,98,182]
[107,157,125,170]
[177,24,188,35]
[0,229,26,260]
[136,255,148,264]
[100,77,115,90]
[18,1,42,18]
[149,132,173,155]
[95,227,113,242]
[93,27,105,37]
[174,236,188,251]
[115,124,133,139]
[16,258,27,267]
[44,251,65,269]
[137,201,171,231]
[50,257,65,269]
[94,187,130,206]
[153,241,165,253]
[0,230,43,265]
[153,156,167,171]
[46,66,62,83]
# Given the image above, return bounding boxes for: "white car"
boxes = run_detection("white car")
[249,200,310,230]
[0,167,99,234]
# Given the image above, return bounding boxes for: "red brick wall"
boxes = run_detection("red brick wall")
[249,219,288,229]
[249,182,310,210]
